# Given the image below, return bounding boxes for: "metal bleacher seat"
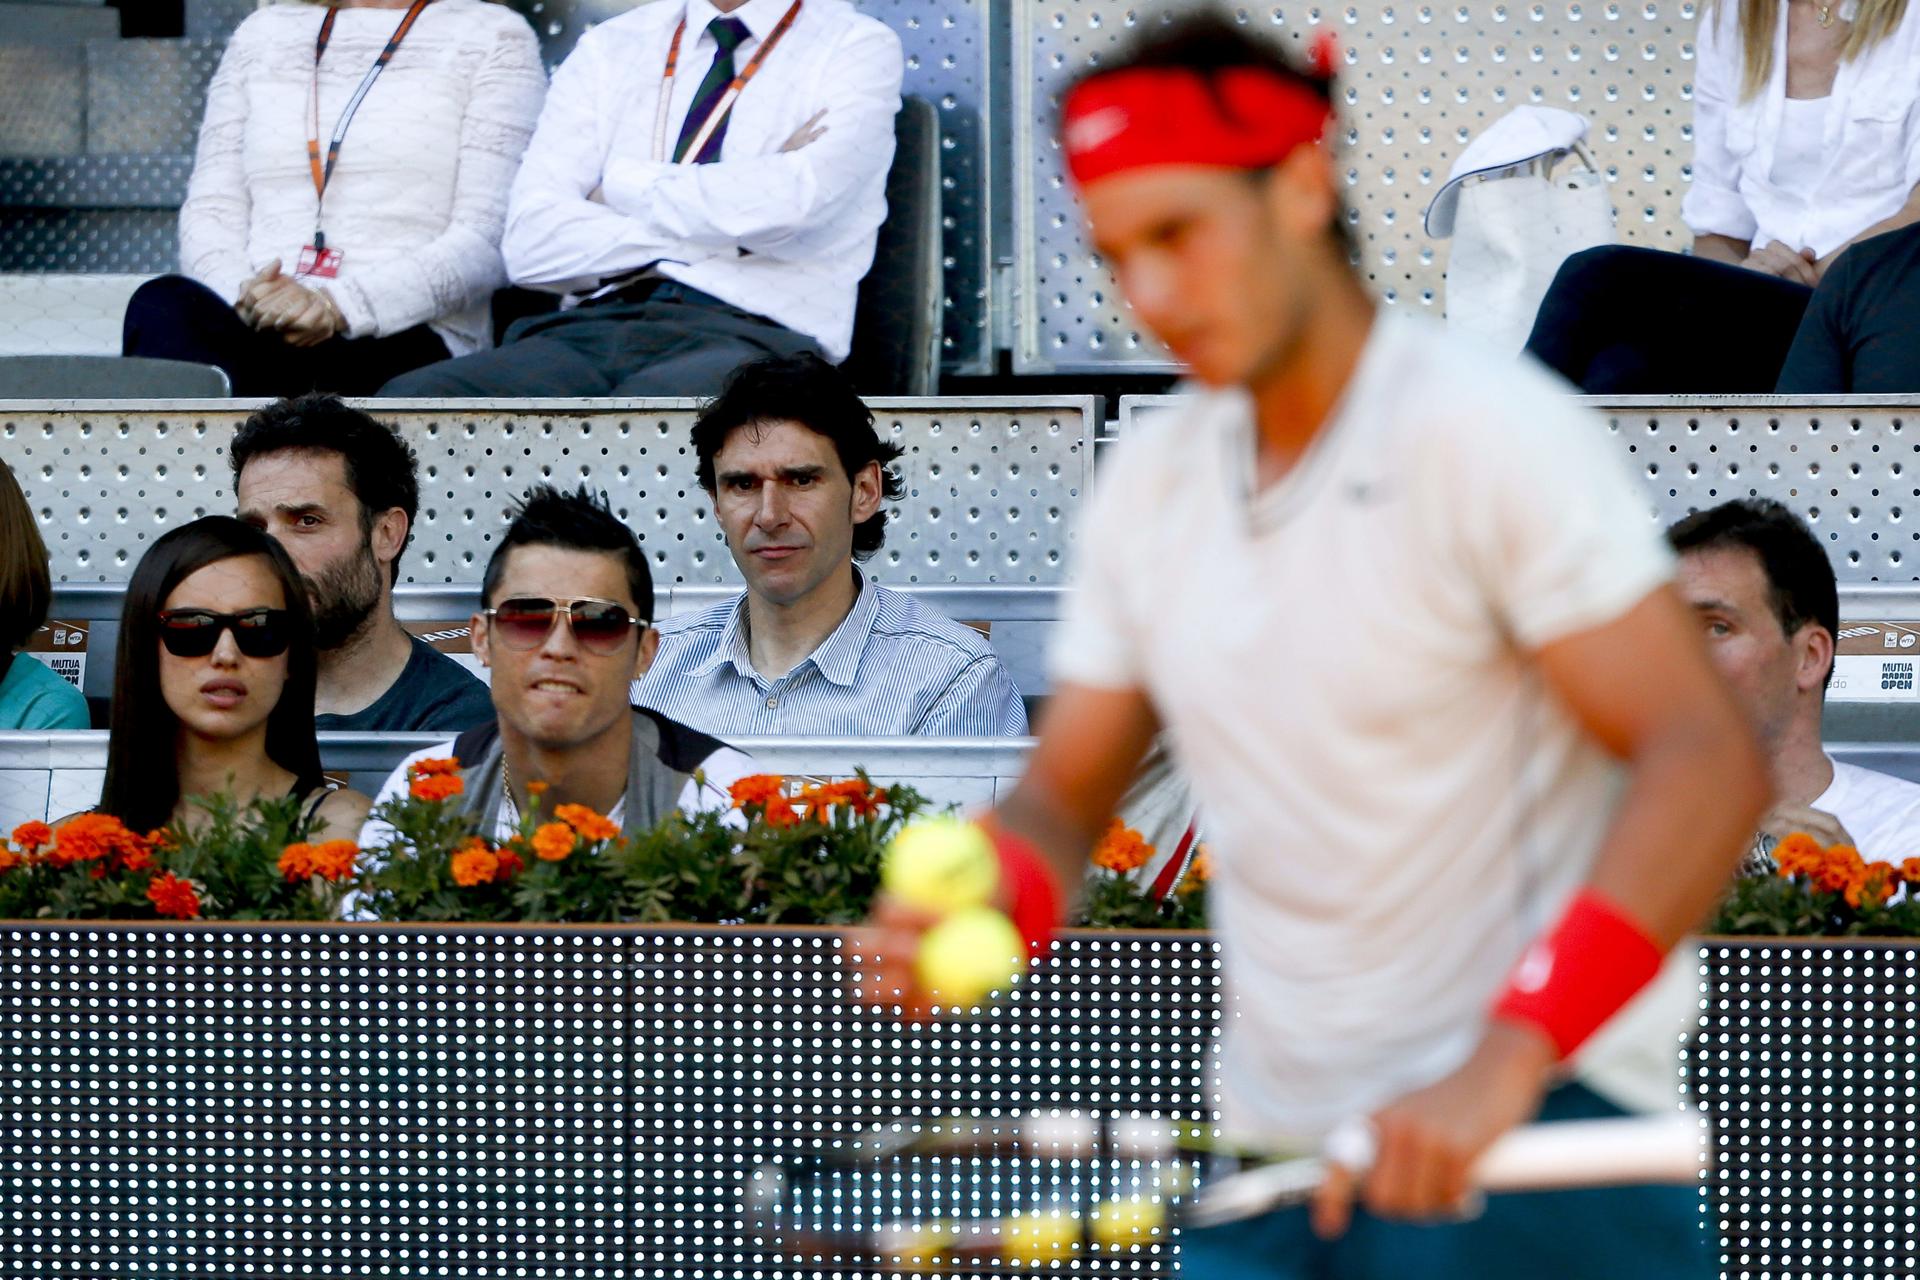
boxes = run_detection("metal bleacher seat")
[0,353,227,397]
[843,96,944,396]
[13,397,1095,715]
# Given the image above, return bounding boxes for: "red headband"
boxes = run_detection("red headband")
[1061,51,1336,187]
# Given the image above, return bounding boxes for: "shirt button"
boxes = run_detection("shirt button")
[766,697,779,709]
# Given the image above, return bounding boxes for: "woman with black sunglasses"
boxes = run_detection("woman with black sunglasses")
[85,516,369,839]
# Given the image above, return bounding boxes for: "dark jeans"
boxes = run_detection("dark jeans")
[378,281,820,398]
[122,274,450,397]
[1523,245,1813,393]
[1179,1083,1712,1280]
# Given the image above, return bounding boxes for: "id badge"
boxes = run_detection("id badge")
[295,244,344,278]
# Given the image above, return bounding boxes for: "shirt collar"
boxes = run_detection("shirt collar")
[689,568,880,687]
[808,566,881,688]
[688,592,757,680]
[683,0,787,46]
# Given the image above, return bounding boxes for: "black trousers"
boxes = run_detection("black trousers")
[122,275,451,398]
[378,281,821,398]
[1522,245,1814,393]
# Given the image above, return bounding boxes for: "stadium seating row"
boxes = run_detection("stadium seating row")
[3,0,1705,375]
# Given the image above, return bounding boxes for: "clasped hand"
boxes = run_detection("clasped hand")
[236,260,345,347]
[1741,240,1825,287]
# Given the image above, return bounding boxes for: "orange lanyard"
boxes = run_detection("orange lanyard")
[306,0,433,249]
[651,0,805,164]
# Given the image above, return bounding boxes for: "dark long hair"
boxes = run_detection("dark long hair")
[99,516,324,832]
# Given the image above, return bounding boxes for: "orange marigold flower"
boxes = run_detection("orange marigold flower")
[118,843,154,874]
[1091,819,1154,875]
[761,798,802,828]
[531,822,576,862]
[1901,857,1920,887]
[492,847,525,880]
[554,803,620,843]
[1812,844,1867,896]
[50,813,146,868]
[1846,861,1899,910]
[0,847,19,873]
[451,844,500,887]
[308,840,358,881]
[1773,832,1823,878]
[729,774,788,810]
[527,780,551,797]
[147,872,201,920]
[410,773,464,803]
[10,820,52,852]
[800,779,888,819]
[410,757,462,778]
[278,843,315,881]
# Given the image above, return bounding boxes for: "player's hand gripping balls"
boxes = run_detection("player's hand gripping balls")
[881,817,1025,1005]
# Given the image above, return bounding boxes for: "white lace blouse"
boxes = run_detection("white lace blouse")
[178,1,548,355]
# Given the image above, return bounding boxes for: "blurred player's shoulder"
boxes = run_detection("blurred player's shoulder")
[1379,313,1614,468]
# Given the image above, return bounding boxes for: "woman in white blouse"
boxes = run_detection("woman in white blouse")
[1524,0,1920,392]
[122,0,548,396]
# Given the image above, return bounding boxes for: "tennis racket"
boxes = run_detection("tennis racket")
[745,1110,1705,1262]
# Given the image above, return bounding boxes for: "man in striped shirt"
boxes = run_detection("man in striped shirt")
[634,354,1026,737]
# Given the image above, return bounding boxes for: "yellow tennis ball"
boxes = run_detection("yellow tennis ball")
[1089,1195,1164,1249]
[913,907,1024,1005]
[1001,1210,1079,1262]
[883,817,999,913]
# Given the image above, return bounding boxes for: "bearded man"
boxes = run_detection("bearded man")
[233,393,492,732]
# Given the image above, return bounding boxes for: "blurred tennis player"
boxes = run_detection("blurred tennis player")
[858,9,1767,1277]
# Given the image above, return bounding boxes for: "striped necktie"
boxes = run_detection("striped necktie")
[673,17,752,164]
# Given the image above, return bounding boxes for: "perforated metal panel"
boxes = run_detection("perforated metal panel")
[2,399,1094,585]
[1697,942,1920,1280]
[499,0,999,376]
[0,928,1907,1280]
[1013,2,1700,372]
[0,208,178,272]
[0,923,1221,1280]
[85,39,224,156]
[1114,395,1920,585]
[0,155,193,208]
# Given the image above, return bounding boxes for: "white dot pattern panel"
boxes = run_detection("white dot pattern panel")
[2,402,1093,587]
[1114,398,1920,584]
[0,925,1223,1279]
[1013,2,1699,372]
[1697,943,1918,1280]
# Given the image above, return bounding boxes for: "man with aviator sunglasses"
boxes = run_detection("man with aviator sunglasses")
[359,485,753,857]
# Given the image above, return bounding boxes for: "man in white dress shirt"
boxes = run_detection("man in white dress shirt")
[381,0,903,397]
[1670,499,1920,865]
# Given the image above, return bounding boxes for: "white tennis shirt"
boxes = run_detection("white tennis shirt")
[1053,314,1682,1141]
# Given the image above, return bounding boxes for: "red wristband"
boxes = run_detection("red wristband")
[1490,889,1664,1060]
[984,822,1063,959]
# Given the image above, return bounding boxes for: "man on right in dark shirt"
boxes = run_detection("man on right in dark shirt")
[1776,222,1920,394]
[233,393,493,733]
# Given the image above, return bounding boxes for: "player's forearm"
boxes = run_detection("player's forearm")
[991,785,1108,903]
[1584,706,1769,947]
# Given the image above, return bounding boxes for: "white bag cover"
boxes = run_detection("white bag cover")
[1443,146,1616,356]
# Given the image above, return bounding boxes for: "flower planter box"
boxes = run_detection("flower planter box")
[1,925,1906,1279]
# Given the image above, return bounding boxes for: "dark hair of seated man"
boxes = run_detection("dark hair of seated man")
[1666,498,1839,690]
[691,351,906,559]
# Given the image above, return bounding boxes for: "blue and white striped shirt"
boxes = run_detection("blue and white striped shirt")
[634,571,1027,737]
